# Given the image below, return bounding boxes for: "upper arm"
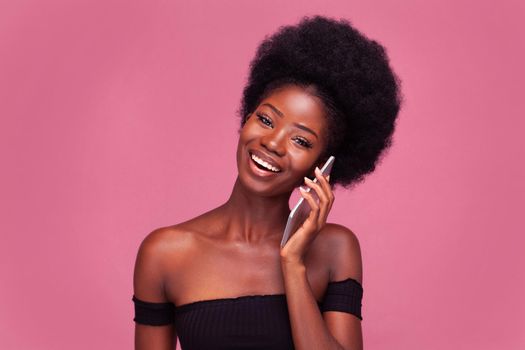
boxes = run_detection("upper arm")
[322,223,363,350]
[133,228,177,350]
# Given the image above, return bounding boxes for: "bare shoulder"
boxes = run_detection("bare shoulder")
[135,206,224,272]
[133,225,197,300]
[137,223,198,264]
[317,223,363,284]
[151,224,197,246]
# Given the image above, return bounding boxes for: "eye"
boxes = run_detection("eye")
[293,136,313,148]
[256,113,273,127]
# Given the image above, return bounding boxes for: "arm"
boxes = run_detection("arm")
[133,229,177,350]
[281,224,363,350]
[322,224,363,349]
[281,260,343,350]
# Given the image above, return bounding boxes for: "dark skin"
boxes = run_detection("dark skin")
[133,84,363,350]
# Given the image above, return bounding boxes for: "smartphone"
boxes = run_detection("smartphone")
[280,156,335,248]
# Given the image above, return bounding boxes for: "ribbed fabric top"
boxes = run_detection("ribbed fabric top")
[174,294,295,350]
[132,277,363,350]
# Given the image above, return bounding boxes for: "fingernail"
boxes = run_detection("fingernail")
[299,186,306,192]
[326,175,330,181]
[304,176,313,182]
[315,167,321,175]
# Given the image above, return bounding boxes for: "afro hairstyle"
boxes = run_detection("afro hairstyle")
[237,15,402,189]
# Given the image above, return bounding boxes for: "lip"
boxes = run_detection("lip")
[247,150,282,177]
[249,149,282,170]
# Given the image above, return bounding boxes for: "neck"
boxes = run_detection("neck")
[219,177,292,244]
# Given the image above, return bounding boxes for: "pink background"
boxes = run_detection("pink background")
[1,1,524,349]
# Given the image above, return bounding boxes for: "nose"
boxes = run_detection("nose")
[261,128,286,156]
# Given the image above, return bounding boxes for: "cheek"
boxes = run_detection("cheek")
[237,123,249,143]
[236,125,256,160]
[287,151,316,175]
[239,122,261,144]
[290,147,324,173]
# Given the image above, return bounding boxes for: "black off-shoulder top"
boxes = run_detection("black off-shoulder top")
[132,277,363,350]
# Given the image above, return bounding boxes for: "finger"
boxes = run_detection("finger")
[304,175,329,206]
[305,174,330,225]
[314,167,335,205]
[299,186,320,230]
[314,171,334,219]
[304,176,328,228]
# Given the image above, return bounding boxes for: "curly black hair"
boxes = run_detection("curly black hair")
[237,15,402,189]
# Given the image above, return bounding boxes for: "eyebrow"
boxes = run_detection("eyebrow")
[261,103,319,139]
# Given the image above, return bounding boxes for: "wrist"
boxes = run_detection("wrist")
[280,257,306,273]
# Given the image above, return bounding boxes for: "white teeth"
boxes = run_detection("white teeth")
[251,153,281,172]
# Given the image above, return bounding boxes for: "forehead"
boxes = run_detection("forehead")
[259,85,327,131]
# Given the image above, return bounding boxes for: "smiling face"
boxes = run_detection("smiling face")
[236,84,329,196]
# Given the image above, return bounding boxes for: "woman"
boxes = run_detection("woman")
[132,15,401,350]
